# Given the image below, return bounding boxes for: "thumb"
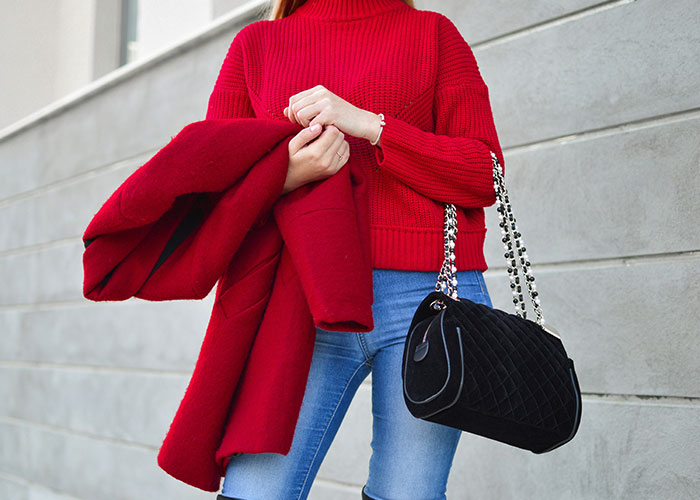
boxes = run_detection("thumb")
[290,123,323,154]
[299,122,323,142]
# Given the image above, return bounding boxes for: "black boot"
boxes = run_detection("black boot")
[362,484,377,500]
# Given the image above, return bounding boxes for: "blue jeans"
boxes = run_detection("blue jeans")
[220,268,494,500]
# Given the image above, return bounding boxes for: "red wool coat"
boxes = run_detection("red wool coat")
[82,117,375,491]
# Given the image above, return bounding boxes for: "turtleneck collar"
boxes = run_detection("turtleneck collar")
[293,0,408,21]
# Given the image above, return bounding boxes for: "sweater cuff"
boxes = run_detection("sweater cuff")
[372,114,496,208]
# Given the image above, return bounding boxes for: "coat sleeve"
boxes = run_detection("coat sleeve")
[372,14,505,210]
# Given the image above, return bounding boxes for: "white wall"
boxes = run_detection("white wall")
[0,0,232,131]
[0,0,97,129]
[131,0,213,60]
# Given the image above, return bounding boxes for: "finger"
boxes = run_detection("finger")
[320,130,346,170]
[313,124,342,149]
[288,124,323,154]
[288,94,322,126]
[297,101,330,128]
[295,105,318,128]
[288,86,324,123]
[283,105,299,125]
[338,141,350,168]
[288,85,324,107]
[330,140,350,173]
[286,104,300,125]
[296,124,340,158]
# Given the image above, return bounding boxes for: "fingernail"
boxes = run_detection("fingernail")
[310,124,320,132]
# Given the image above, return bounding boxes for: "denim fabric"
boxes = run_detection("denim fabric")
[220,268,494,500]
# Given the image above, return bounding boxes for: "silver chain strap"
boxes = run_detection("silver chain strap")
[436,151,546,328]
[435,204,459,300]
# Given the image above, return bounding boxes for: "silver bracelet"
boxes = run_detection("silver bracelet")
[370,113,385,146]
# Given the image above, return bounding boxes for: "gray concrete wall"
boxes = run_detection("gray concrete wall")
[0,0,698,499]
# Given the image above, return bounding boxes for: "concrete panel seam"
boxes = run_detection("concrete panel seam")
[484,249,700,274]
[0,147,157,208]
[0,360,193,377]
[473,0,637,50]
[503,107,700,156]
[0,415,159,451]
[0,470,86,500]
[583,392,700,406]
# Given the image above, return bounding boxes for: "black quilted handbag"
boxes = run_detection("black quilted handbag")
[402,151,582,454]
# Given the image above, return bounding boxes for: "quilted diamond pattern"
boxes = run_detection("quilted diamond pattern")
[402,291,583,454]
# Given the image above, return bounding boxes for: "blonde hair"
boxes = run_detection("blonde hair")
[264,0,415,21]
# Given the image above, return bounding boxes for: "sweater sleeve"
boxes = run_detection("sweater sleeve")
[205,29,256,120]
[372,14,505,209]
[205,29,276,228]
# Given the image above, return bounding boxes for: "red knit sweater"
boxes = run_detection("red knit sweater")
[206,0,505,272]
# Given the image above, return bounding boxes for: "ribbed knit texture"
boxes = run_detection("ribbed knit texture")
[206,0,505,272]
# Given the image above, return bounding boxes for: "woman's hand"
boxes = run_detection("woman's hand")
[283,85,383,143]
[281,123,350,195]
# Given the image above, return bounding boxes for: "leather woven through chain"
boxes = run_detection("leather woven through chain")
[403,150,583,453]
[438,152,545,325]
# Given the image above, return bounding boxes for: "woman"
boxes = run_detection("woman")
[210,0,505,498]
